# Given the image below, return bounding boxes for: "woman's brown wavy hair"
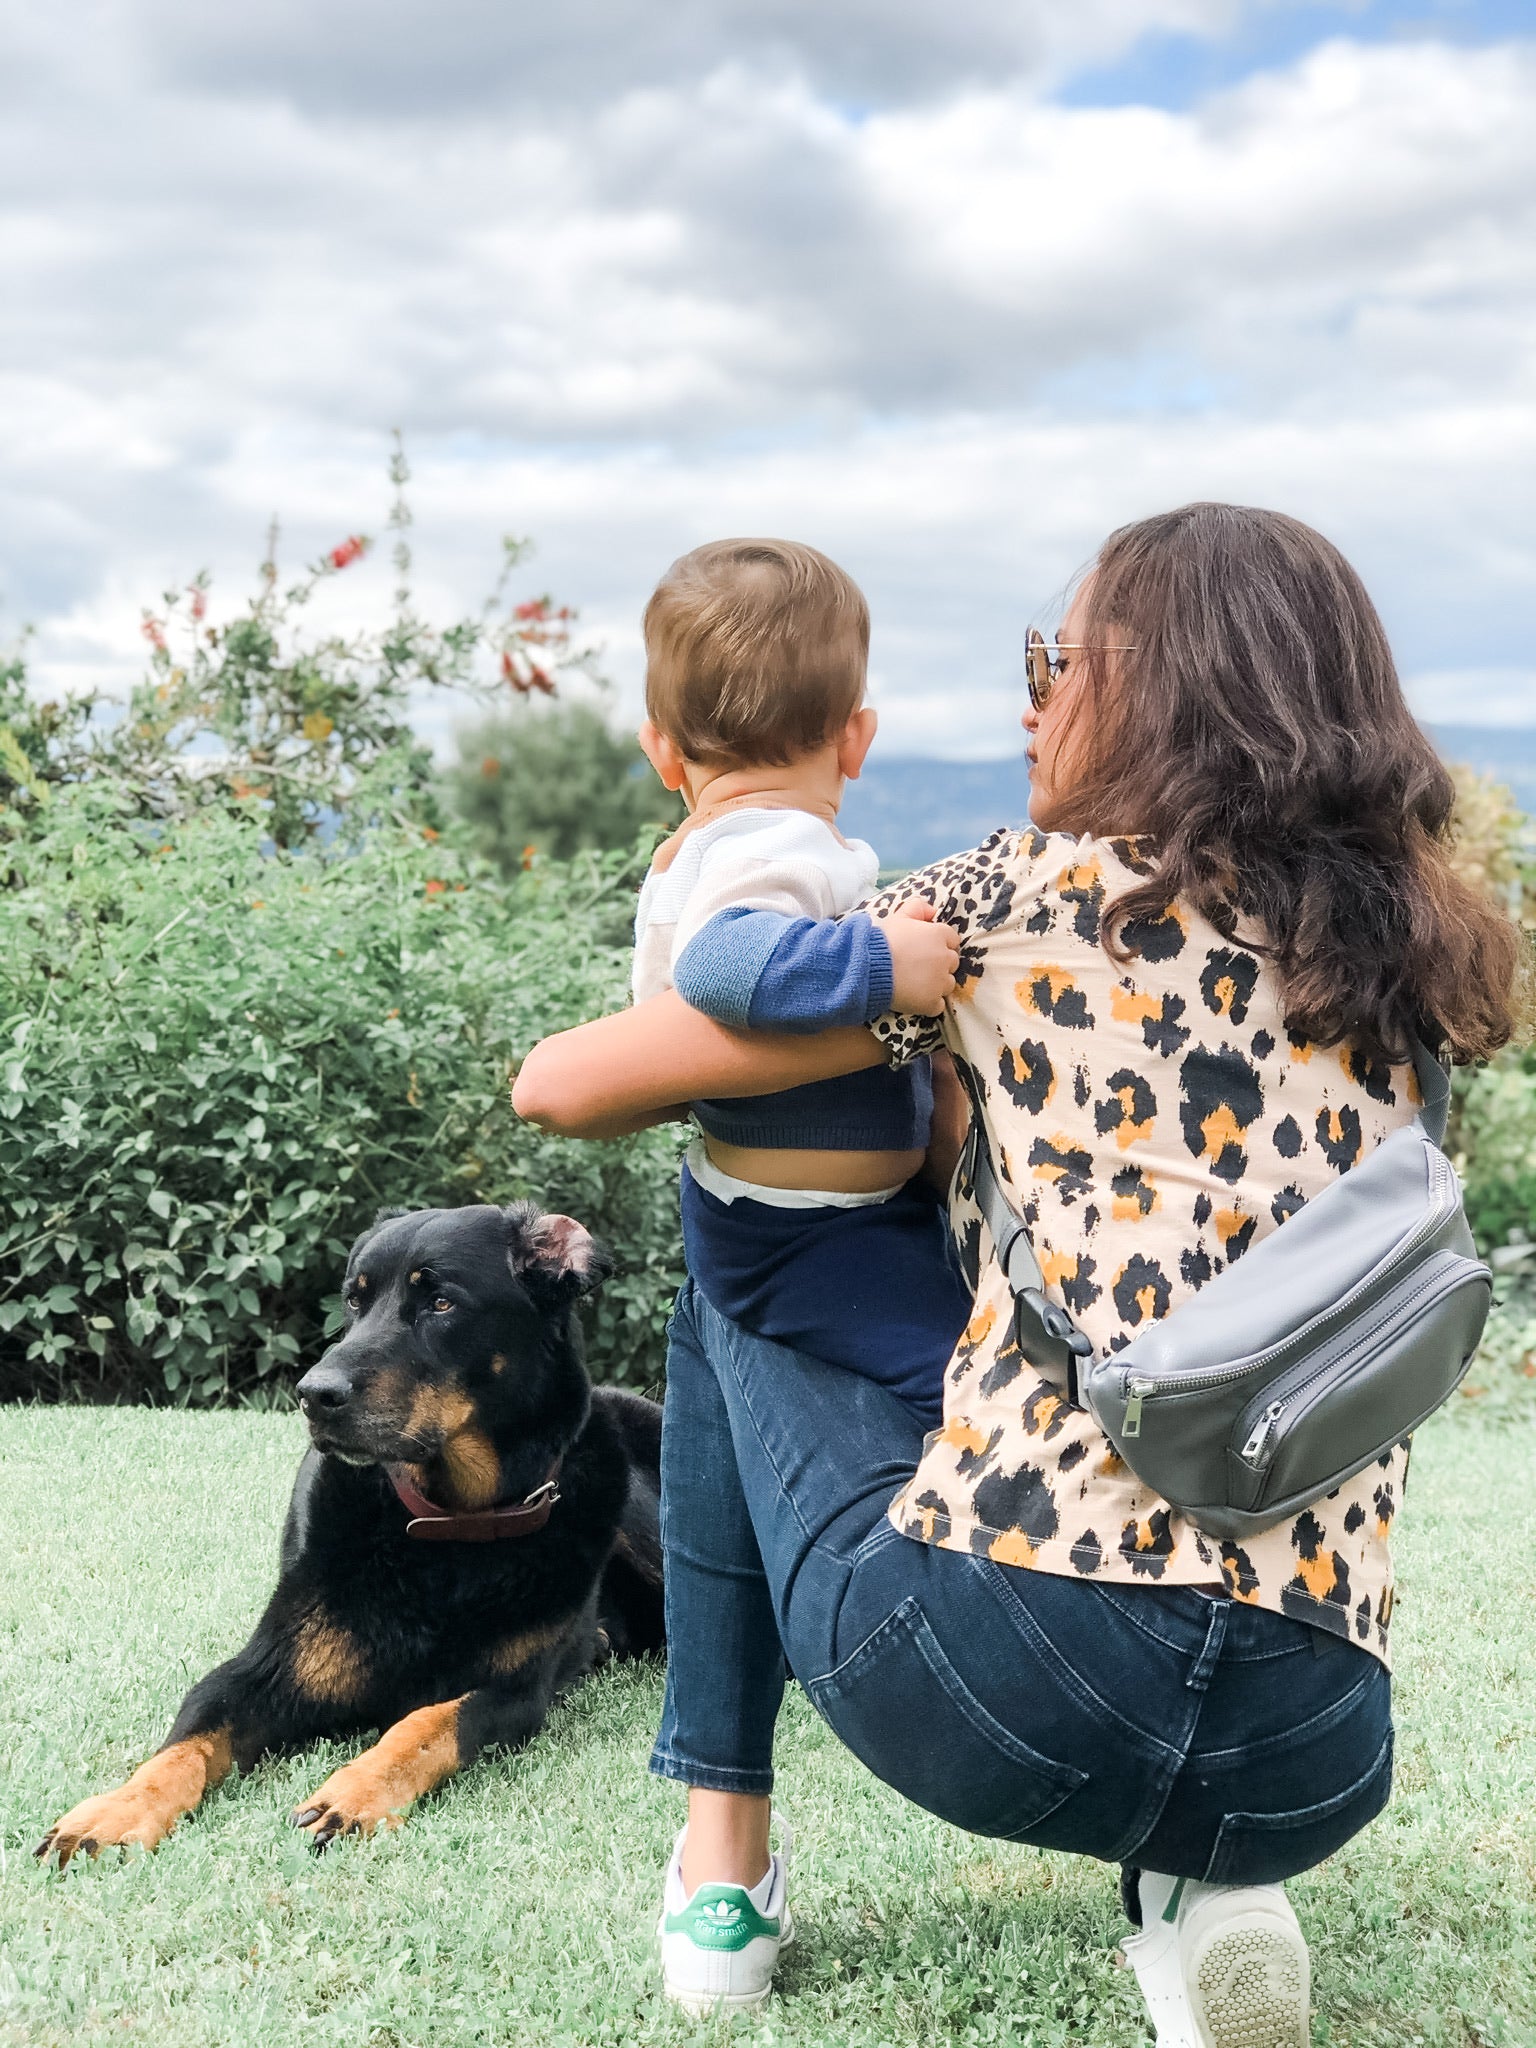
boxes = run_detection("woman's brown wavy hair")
[1052,502,1529,1067]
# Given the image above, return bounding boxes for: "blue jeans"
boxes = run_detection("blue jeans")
[651,1282,1394,1887]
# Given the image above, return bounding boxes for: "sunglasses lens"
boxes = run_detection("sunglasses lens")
[1025,631,1051,709]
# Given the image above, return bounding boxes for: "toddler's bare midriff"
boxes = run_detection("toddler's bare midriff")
[703,1138,924,1194]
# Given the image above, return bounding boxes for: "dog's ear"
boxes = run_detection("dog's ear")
[506,1204,613,1304]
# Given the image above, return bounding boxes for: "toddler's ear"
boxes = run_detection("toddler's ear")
[837,704,878,781]
[639,720,688,792]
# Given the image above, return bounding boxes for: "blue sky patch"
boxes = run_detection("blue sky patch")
[1059,0,1533,112]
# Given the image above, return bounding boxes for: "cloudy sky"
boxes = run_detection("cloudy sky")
[3,0,1534,757]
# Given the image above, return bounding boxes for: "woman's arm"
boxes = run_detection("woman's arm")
[511,991,884,1140]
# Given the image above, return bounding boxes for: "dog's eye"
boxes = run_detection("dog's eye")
[431,1296,454,1315]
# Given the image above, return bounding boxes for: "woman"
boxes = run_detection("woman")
[514,504,1525,2048]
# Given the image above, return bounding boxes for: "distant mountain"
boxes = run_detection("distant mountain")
[841,726,1536,871]
[840,756,1031,870]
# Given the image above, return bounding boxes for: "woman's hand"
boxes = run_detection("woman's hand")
[512,991,885,1140]
[879,900,960,1015]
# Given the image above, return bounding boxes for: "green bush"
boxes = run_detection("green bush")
[451,699,682,868]
[1444,762,1536,1267]
[0,455,687,1407]
[0,787,683,1405]
[1455,1050,1536,1259]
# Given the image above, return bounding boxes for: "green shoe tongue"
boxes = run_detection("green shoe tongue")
[666,1884,781,1952]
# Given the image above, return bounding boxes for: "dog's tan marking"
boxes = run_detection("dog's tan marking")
[490,1352,507,1375]
[38,1730,234,1867]
[488,1621,568,1679]
[405,1386,502,1508]
[354,1273,369,1289]
[439,1426,501,1508]
[291,1614,370,1705]
[292,1698,466,1840]
[409,1268,422,1284]
[406,1384,474,1441]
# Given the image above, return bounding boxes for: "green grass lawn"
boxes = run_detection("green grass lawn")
[1,1404,1532,2048]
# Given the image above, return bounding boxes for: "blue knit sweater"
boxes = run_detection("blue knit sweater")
[674,906,932,1151]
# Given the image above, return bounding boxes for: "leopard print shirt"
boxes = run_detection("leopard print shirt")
[871,827,1418,1666]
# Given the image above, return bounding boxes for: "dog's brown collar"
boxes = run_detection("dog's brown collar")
[386,1461,562,1541]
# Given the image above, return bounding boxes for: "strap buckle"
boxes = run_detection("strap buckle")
[1020,1289,1094,1357]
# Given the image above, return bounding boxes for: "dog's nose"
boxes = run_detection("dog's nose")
[296,1361,354,1414]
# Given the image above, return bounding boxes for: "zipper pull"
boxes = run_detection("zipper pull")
[1122,1376,1153,1439]
[1241,1400,1285,1464]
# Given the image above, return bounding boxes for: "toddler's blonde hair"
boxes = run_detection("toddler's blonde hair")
[643,538,869,767]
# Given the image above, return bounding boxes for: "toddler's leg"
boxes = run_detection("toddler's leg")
[651,1290,786,1888]
[651,1293,792,2012]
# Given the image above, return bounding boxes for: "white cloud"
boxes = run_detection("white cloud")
[2,12,1535,752]
[861,40,1536,403]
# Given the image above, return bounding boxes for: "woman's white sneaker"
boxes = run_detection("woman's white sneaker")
[657,1823,794,2016]
[1123,1872,1310,2048]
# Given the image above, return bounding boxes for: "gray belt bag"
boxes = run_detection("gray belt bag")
[958,1042,1490,1541]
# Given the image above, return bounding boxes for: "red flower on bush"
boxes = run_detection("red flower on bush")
[327,536,367,571]
[141,616,168,652]
[501,650,531,695]
[424,878,446,896]
[189,587,207,623]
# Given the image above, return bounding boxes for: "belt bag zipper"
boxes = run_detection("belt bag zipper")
[1118,1348,1298,1439]
[1233,1256,1478,1475]
[1240,1400,1286,1464]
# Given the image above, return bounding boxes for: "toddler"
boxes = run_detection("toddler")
[631,539,973,2014]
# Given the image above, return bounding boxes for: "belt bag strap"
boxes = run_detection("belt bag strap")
[1409,1035,1450,1146]
[954,1062,1095,1402]
[954,1036,1453,1405]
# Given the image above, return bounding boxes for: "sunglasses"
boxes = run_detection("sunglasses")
[1025,627,1139,712]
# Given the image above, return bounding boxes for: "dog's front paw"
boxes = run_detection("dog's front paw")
[290,1700,462,1849]
[36,1786,174,1867]
[35,1734,230,1868]
[291,1758,408,1849]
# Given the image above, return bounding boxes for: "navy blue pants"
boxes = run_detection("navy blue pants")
[651,1282,1394,1886]
[681,1165,968,1426]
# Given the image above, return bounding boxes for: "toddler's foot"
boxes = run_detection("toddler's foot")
[657,1820,793,2015]
[1122,1870,1310,2048]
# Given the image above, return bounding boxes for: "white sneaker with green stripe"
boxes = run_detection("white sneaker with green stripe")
[657,1821,794,2015]
[1122,1871,1311,2048]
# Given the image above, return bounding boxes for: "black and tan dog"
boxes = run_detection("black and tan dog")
[38,1202,664,1866]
